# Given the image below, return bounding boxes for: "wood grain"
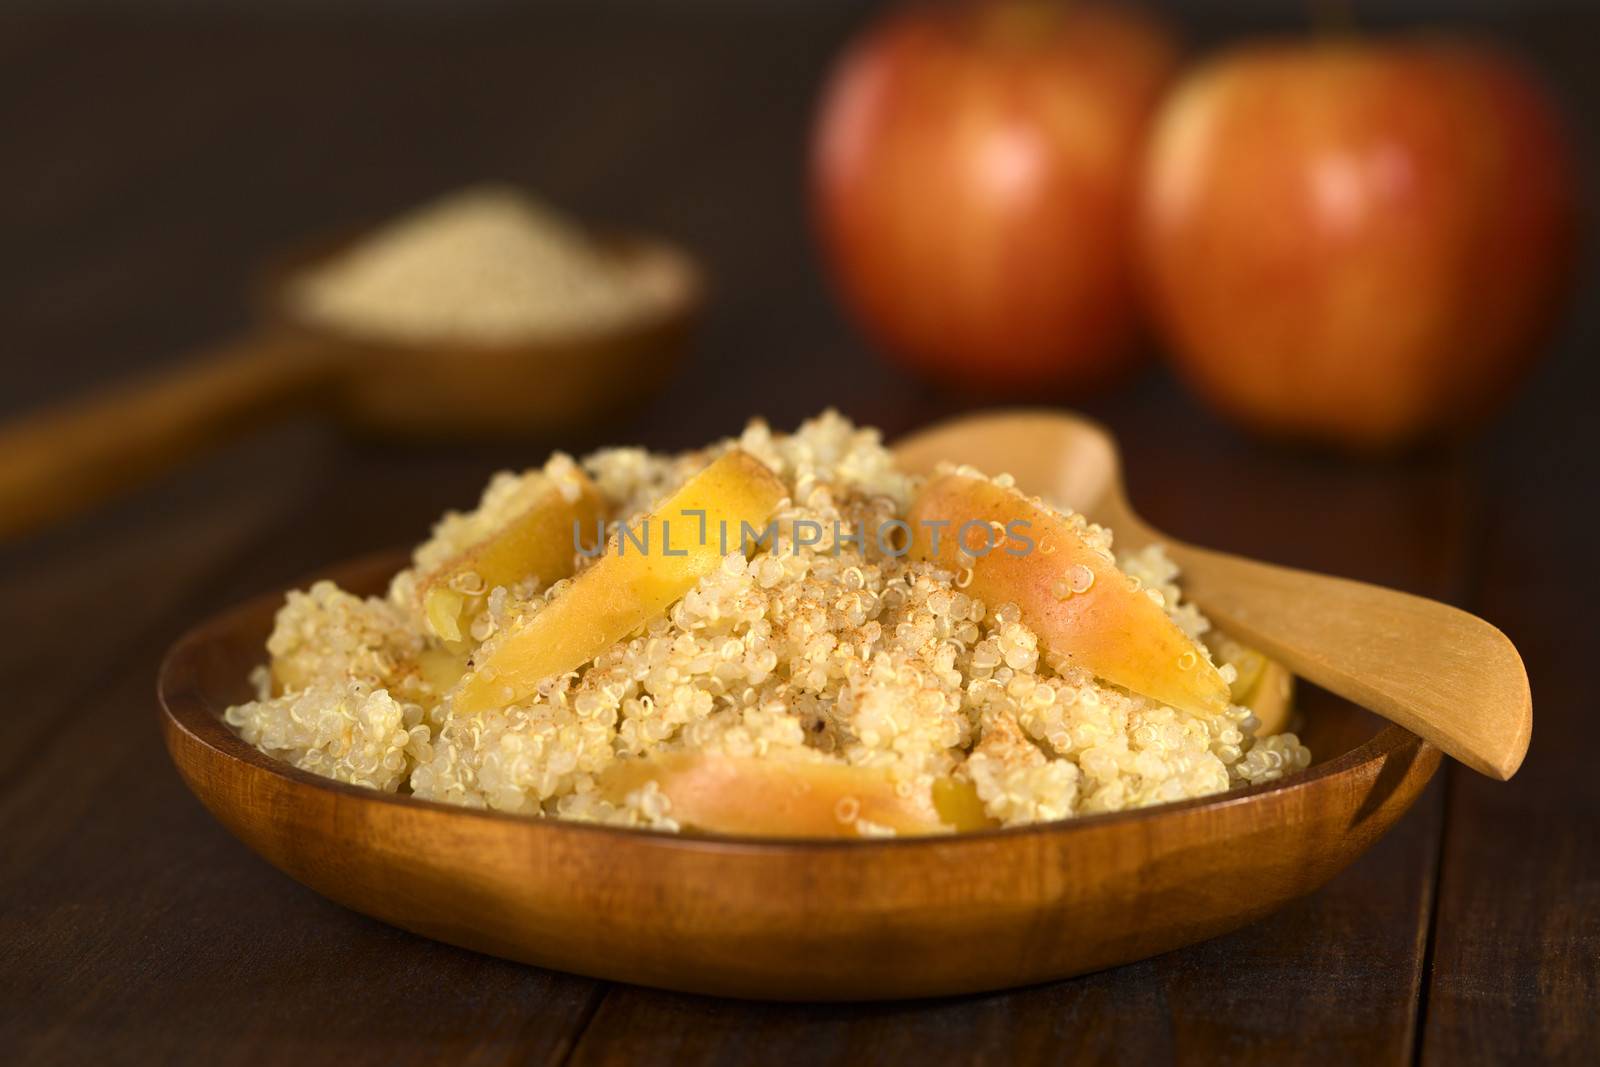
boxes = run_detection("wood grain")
[0,445,606,1065]
[1419,374,1600,1063]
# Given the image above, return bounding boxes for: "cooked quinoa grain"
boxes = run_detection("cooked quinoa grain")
[226,412,1310,834]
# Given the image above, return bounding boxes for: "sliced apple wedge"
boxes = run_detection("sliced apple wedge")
[454,450,787,715]
[1209,633,1296,735]
[418,470,607,643]
[597,750,993,837]
[907,472,1231,718]
[932,775,998,832]
[393,644,472,708]
[1241,657,1294,737]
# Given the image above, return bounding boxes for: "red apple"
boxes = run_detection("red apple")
[812,0,1178,393]
[1139,40,1577,449]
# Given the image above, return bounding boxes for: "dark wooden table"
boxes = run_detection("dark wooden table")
[2,4,1595,1063]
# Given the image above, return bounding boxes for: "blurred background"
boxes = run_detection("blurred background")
[2,0,1594,469]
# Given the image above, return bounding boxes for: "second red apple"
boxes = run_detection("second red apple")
[1139,40,1576,448]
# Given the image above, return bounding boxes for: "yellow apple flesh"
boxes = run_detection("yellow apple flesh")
[1210,633,1296,736]
[454,450,787,715]
[418,471,607,643]
[1241,656,1294,737]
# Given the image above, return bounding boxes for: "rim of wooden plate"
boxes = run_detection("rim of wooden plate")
[157,549,1430,855]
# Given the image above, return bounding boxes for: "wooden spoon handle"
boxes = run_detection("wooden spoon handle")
[0,332,337,540]
[1164,540,1531,780]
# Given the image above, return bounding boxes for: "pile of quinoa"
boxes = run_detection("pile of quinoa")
[289,185,678,343]
[226,412,1310,835]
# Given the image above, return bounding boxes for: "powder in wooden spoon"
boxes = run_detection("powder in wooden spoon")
[291,185,669,343]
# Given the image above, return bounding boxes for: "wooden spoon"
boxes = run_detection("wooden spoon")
[0,230,701,541]
[891,409,1531,780]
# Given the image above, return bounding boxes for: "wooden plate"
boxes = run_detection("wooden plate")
[159,551,1438,1001]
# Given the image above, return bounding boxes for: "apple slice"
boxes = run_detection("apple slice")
[1241,657,1294,737]
[907,472,1230,718]
[1208,633,1296,736]
[597,750,993,837]
[932,775,997,832]
[454,450,787,715]
[418,470,607,643]
[392,645,472,708]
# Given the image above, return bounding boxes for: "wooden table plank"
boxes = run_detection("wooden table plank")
[1420,355,1600,1063]
[0,426,333,781]
[1417,14,1600,1060]
[0,441,607,1065]
[566,792,1444,1066]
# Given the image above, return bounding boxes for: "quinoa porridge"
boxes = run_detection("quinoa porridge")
[226,412,1308,837]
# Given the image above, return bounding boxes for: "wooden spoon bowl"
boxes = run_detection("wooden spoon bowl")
[0,225,702,539]
[253,229,703,437]
[161,401,1464,1003]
